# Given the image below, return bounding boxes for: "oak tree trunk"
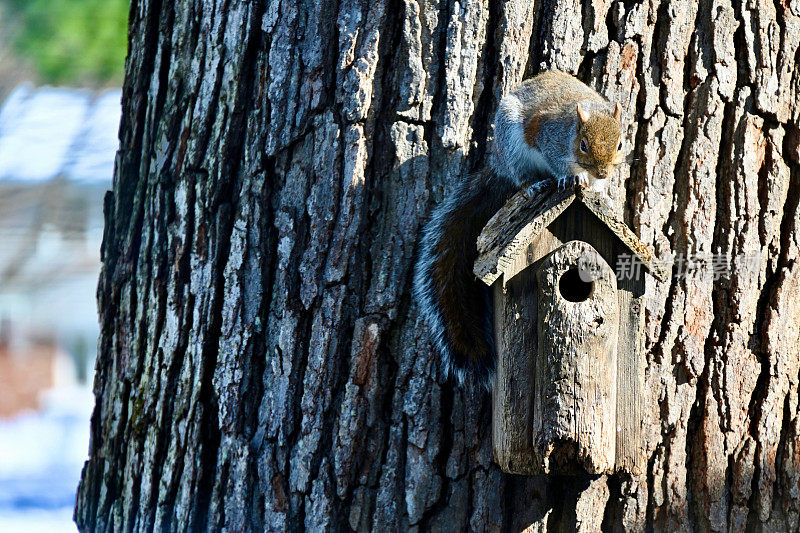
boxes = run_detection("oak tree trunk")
[76,0,800,531]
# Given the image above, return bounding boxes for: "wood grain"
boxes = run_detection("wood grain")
[534,241,618,474]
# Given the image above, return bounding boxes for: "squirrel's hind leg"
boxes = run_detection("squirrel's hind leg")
[524,180,548,198]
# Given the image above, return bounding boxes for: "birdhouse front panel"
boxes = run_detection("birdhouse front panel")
[535,240,619,474]
[481,187,654,475]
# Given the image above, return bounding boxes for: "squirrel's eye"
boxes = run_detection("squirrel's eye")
[580,139,588,153]
[617,141,623,151]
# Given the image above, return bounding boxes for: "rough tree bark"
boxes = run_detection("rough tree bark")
[76,0,800,531]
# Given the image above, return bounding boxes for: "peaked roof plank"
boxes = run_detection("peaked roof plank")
[474,183,667,285]
[474,181,573,285]
[576,187,667,282]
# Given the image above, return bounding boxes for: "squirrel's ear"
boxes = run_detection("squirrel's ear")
[614,102,622,122]
[577,103,589,124]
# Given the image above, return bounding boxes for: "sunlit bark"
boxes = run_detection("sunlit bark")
[76,0,800,531]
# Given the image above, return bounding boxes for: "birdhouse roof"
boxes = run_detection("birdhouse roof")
[473,183,667,285]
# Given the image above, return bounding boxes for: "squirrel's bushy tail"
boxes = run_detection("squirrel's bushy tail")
[413,168,518,389]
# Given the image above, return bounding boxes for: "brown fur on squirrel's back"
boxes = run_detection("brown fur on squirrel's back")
[514,71,605,119]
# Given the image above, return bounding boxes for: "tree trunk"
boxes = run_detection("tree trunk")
[76,0,800,531]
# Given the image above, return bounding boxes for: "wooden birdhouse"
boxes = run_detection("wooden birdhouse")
[473,184,666,476]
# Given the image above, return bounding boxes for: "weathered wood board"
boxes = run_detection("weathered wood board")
[534,241,619,474]
[491,202,647,475]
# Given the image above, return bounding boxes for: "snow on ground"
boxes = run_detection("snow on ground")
[0,386,94,532]
[0,84,115,530]
[0,84,120,183]
[0,507,76,533]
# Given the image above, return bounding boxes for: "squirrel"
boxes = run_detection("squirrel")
[413,70,625,389]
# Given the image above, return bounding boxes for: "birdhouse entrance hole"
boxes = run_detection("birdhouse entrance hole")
[558,268,593,302]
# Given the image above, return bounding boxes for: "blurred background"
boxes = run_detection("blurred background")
[0,1,127,530]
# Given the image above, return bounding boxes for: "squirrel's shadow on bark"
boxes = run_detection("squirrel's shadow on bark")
[434,370,616,532]
[501,472,614,532]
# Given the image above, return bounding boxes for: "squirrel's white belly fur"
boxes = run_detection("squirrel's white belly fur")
[586,174,608,192]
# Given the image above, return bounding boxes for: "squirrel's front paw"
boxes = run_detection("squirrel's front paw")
[556,175,571,191]
[557,175,585,191]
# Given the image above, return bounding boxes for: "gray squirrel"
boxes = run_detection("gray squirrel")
[414,71,625,389]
